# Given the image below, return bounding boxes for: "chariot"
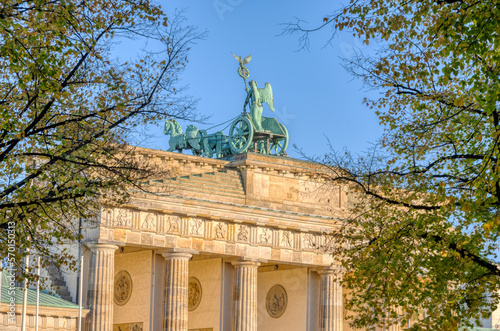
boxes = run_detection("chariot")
[228,113,288,156]
[164,112,289,158]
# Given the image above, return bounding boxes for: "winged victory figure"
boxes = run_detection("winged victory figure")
[232,53,252,70]
[243,80,275,131]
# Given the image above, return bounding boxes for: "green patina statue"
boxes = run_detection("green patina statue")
[164,119,231,158]
[164,55,289,158]
[243,80,275,132]
[164,120,203,154]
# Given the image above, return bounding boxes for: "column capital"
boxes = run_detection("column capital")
[160,247,198,260]
[230,259,261,268]
[317,264,343,276]
[85,242,119,252]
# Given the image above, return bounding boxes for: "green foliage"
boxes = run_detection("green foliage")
[0,0,203,282]
[287,0,500,329]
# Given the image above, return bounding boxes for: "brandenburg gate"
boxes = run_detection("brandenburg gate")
[81,55,354,331]
[82,151,347,331]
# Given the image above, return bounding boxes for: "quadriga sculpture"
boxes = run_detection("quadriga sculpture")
[164,120,203,155]
[164,119,230,158]
[163,55,289,158]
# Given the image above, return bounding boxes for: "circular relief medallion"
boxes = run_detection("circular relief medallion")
[266,284,288,318]
[188,277,202,311]
[114,270,133,306]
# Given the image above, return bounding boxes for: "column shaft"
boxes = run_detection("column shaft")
[232,261,260,331]
[319,268,343,331]
[86,243,118,331]
[162,252,192,331]
[386,307,403,331]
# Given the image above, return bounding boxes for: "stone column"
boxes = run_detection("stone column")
[86,243,119,331]
[231,260,260,331]
[387,324,402,331]
[386,307,403,331]
[162,251,192,331]
[318,266,343,331]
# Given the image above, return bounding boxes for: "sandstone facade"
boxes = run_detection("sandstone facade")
[81,150,349,330]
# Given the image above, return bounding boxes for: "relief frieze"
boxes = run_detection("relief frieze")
[189,218,204,236]
[320,235,336,253]
[166,215,181,234]
[105,208,335,257]
[237,225,249,242]
[302,233,315,250]
[141,213,156,231]
[214,222,227,240]
[258,228,271,245]
[115,209,132,227]
[281,231,293,248]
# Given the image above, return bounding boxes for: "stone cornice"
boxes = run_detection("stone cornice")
[227,152,335,179]
[133,148,337,179]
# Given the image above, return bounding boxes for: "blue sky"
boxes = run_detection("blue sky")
[139,0,383,159]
